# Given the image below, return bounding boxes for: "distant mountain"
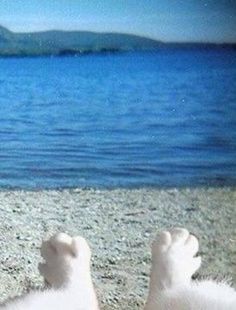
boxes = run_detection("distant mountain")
[0,25,162,56]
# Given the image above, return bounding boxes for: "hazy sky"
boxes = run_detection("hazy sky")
[0,0,236,43]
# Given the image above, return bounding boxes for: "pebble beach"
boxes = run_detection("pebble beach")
[0,187,235,309]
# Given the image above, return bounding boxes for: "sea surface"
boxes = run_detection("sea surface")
[0,49,236,189]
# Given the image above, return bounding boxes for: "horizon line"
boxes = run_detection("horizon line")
[1,24,236,45]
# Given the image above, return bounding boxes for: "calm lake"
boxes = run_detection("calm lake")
[0,49,236,189]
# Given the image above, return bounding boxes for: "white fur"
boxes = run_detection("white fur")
[2,233,99,310]
[1,228,235,309]
[144,228,236,310]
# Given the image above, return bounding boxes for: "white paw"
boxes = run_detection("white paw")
[151,228,201,289]
[39,232,91,288]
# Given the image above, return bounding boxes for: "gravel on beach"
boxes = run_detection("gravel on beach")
[0,187,235,309]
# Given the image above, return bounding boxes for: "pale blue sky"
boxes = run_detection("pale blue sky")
[0,0,236,42]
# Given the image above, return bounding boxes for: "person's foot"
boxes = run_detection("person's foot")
[39,233,91,289]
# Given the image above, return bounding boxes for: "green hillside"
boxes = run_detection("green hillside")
[0,25,161,56]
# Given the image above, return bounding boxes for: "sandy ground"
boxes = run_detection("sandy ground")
[0,187,235,309]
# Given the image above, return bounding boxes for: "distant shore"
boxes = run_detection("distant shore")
[1,24,236,58]
[0,187,235,309]
[0,43,236,58]
[1,21,236,58]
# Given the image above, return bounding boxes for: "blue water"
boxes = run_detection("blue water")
[0,49,236,189]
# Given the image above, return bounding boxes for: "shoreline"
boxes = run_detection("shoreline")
[0,187,235,309]
[0,43,236,59]
[0,184,235,192]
